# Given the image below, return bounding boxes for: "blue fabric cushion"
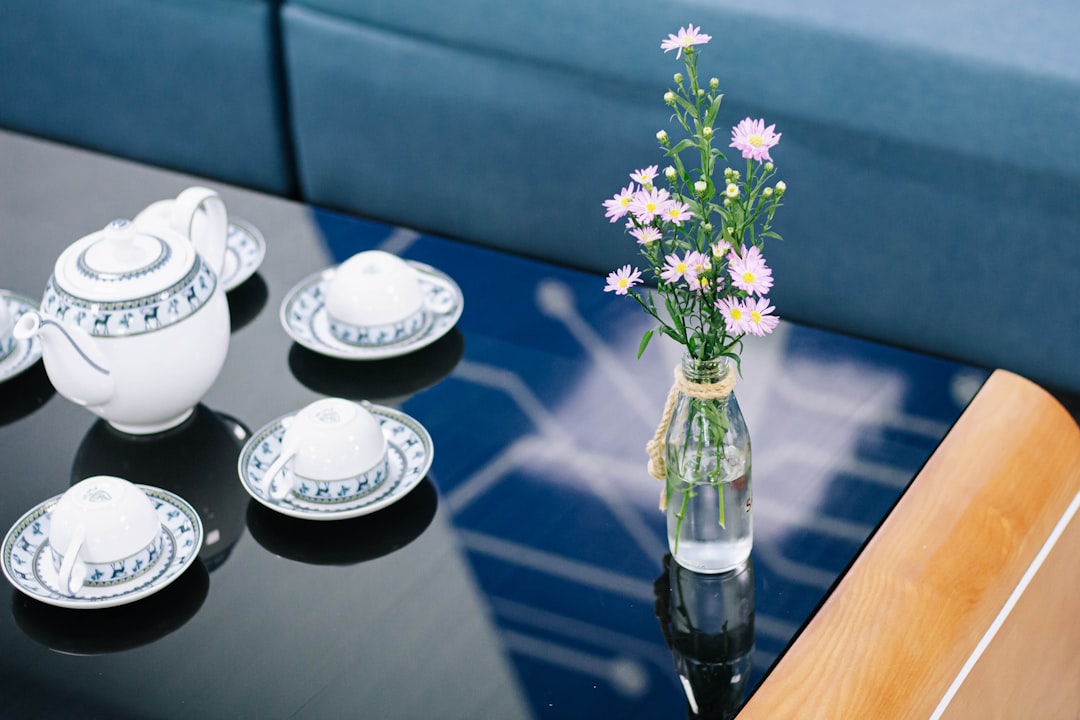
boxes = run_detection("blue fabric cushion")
[0,0,295,195]
[290,0,1080,181]
[281,3,1080,394]
[282,4,666,274]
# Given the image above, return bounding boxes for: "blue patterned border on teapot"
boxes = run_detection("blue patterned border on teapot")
[42,257,218,337]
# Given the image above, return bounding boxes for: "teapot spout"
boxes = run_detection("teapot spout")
[14,311,114,407]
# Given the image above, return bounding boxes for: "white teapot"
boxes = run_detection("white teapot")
[14,187,231,434]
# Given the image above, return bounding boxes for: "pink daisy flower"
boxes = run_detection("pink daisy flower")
[711,239,732,259]
[628,187,670,224]
[744,297,780,336]
[631,226,663,245]
[629,165,659,185]
[715,297,749,334]
[685,251,711,292]
[730,118,781,163]
[603,183,636,223]
[604,265,643,295]
[661,200,694,226]
[660,252,692,285]
[661,25,712,59]
[685,250,710,277]
[727,245,774,296]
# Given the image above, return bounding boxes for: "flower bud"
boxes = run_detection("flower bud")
[702,223,713,233]
[723,198,732,207]
[697,88,705,97]
[709,78,719,90]
[674,73,683,84]
[764,162,774,173]
[763,187,774,198]
[701,126,713,139]
[729,170,740,182]
[694,180,708,194]
[664,91,676,105]
[776,181,787,195]
[664,166,677,179]
[656,130,668,144]
[724,167,734,179]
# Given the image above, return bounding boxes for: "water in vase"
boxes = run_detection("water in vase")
[667,446,752,574]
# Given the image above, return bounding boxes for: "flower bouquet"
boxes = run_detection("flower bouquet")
[602,25,787,572]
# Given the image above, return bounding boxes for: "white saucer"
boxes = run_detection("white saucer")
[221,217,266,291]
[2,486,203,610]
[238,404,433,520]
[280,260,463,360]
[0,290,43,383]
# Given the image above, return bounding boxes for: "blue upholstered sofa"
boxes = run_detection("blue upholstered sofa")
[3,0,1079,398]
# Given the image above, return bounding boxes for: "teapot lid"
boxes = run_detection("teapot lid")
[53,219,196,303]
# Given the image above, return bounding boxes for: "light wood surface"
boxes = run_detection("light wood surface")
[740,370,1080,719]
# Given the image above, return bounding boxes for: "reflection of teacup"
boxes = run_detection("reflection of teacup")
[48,476,164,595]
[0,297,14,362]
[12,560,210,655]
[263,398,388,503]
[325,251,428,346]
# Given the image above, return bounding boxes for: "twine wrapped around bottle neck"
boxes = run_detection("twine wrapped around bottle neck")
[646,363,736,509]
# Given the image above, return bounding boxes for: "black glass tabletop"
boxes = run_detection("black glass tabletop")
[0,131,988,719]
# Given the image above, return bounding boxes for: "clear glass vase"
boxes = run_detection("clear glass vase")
[664,354,752,574]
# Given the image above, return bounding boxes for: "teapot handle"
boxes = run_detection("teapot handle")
[172,187,228,279]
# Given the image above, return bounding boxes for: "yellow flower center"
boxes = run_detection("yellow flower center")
[675,262,688,274]
[645,202,658,213]
[748,134,764,147]
[620,197,631,207]
[750,311,762,323]
[617,278,629,289]
[743,271,756,284]
[730,308,743,320]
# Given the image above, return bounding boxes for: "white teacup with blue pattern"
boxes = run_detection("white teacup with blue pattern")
[264,398,389,504]
[325,251,428,347]
[48,476,164,595]
[0,297,13,362]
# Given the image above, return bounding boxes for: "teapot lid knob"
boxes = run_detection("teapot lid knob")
[104,218,136,238]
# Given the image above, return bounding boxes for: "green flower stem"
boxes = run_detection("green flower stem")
[668,391,733,553]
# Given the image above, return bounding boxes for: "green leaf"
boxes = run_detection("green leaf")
[660,325,682,343]
[666,138,698,155]
[636,329,655,359]
[705,95,723,127]
[665,295,685,334]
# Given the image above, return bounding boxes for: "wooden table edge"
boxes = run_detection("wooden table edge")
[739,369,1080,719]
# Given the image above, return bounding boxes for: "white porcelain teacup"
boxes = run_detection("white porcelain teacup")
[324,251,429,346]
[263,398,389,503]
[48,476,164,595]
[0,297,13,362]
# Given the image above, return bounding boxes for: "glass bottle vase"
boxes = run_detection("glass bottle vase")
[664,354,752,574]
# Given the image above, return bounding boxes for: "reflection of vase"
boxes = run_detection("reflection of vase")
[70,404,251,572]
[654,555,754,720]
[661,354,752,573]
